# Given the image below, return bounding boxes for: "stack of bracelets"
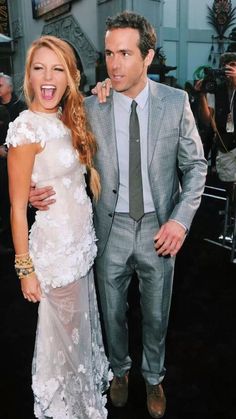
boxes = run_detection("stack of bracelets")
[14,253,35,279]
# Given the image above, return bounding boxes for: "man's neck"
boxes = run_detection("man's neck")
[118,78,148,100]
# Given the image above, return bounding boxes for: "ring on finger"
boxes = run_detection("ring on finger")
[102,82,106,88]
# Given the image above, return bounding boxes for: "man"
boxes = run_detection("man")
[0,73,26,121]
[29,11,207,418]
[0,105,10,253]
[195,53,236,186]
[0,74,25,253]
[195,53,236,240]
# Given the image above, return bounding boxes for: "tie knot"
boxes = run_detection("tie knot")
[131,100,137,112]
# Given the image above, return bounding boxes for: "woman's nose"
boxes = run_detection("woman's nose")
[44,69,53,80]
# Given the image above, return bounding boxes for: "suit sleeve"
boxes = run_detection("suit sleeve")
[169,91,207,229]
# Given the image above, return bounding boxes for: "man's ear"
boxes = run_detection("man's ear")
[144,49,155,67]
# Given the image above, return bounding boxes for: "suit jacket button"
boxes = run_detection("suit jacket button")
[112,189,117,194]
[108,213,113,217]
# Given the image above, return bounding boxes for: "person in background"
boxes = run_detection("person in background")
[6,35,110,419]
[0,74,26,254]
[29,12,207,418]
[195,52,236,190]
[0,73,26,121]
[195,52,236,239]
[184,81,215,164]
[0,105,11,253]
[0,104,10,147]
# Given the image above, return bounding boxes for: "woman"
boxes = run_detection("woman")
[6,35,110,418]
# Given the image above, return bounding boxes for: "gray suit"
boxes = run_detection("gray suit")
[85,80,207,384]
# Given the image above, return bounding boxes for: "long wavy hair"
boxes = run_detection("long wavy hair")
[24,35,100,200]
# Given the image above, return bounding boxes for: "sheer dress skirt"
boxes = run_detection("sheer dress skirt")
[32,269,110,419]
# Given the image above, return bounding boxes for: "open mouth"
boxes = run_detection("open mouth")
[41,85,56,100]
[112,75,123,81]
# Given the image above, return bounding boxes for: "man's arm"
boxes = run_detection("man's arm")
[171,91,207,227]
[194,79,213,125]
[30,78,112,210]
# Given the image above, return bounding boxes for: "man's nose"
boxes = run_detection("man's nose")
[111,55,120,69]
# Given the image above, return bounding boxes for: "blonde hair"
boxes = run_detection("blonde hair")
[24,35,100,200]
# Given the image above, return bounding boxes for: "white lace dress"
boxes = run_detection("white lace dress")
[6,110,111,419]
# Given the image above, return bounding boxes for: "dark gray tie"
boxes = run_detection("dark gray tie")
[129,100,144,221]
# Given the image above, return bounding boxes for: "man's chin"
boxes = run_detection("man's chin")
[111,83,128,93]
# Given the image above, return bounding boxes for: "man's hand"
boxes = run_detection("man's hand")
[0,145,7,158]
[29,183,56,211]
[91,78,112,103]
[194,79,204,93]
[154,220,187,257]
[225,64,236,86]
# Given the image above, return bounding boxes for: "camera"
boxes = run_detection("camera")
[201,67,227,93]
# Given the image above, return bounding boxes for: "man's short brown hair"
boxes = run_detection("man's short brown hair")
[105,11,157,59]
[220,52,236,67]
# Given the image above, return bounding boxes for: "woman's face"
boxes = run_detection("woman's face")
[29,46,68,113]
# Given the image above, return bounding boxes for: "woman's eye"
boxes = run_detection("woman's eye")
[33,66,43,70]
[54,67,64,72]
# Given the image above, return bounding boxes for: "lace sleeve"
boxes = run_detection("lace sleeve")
[6,113,45,148]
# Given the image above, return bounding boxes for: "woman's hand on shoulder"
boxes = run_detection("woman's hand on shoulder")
[91,78,112,103]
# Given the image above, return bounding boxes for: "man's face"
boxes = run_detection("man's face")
[224,61,236,83]
[0,77,12,102]
[226,61,236,68]
[105,28,154,98]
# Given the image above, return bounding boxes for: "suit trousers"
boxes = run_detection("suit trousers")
[95,212,175,385]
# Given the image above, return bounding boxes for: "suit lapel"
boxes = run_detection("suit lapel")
[148,81,165,167]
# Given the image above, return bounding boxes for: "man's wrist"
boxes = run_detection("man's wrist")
[198,91,206,98]
[169,219,188,234]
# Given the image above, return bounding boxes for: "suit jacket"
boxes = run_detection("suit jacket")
[85,80,207,256]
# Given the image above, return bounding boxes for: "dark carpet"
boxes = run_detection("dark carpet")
[0,174,235,419]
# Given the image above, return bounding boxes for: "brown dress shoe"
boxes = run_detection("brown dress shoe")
[146,383,166,418]
[110,372,129,407]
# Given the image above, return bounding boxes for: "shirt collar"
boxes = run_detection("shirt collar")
[113,80,149,111]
